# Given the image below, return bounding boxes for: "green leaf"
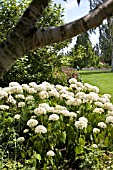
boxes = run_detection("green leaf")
[33,152,41,161]
[60,131,66,144]
[79,136,85,146]
[75,146,83,154]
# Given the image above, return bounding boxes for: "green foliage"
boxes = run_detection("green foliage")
[1,79,113,169]
[66,33,100,69]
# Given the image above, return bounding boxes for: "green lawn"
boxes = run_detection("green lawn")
[79,70,113,103]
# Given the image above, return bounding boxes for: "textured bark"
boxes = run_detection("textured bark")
[0,0,113,78]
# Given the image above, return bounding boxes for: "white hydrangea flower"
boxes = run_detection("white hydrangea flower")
[68,112,77,118]
[102,94,111,99]
[48,90,59,98]
[17,137,25,143]
[93,128,100,134]
[47,107,55,113]
[75,92,86,99]
[70,84,77,89]
[22,84,30,91]
[14,114,21,120]
[66,98,82,106]
[0,105,9,110]
[26,95,34,101]
[49,114,59,121]
[46,150,55,157]
[27,88,37,94]
[0,90,8,99]
[39,103,50,109]
[36,84,46,92]
[18,102,25,108]
[86,92,99,101]
[106,116,113,124]
[7,95,16,104]
[99,97,109,103]
[38,91,49,99]
[76,82,84,88]
[23,129,29,133]
[75,120,87,129]
[93,108,104,114]
[9,82,20,87]
[3,87,12,94]
[55,84,64,91]
[94,102,103,108]
[106,111,113,116]
[55,105,67,110]
[97,122,107,128]
[27,119,38,128]
[103,102,113,111]
[15,94,25,99]
[35,125,47,134]
[92,144,98,148]
[69,78,77,84]
[91,86,99,93]
[60,93,74,100]
[29,82,38,89]
[34,107,46,116]
[10,85,23,94]
[79,117,88,123]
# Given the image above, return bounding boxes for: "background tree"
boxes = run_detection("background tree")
[67,33,99,69]
[90,0,113,70]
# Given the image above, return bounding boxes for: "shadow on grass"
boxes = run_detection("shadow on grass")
[79,70,112,75]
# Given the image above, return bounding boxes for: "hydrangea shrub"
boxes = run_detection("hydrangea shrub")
[1,79,113,169]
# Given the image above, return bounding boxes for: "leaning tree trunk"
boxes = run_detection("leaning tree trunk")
[1,0,113,78]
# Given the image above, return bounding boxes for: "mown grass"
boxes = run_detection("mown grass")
[79,70,113,103]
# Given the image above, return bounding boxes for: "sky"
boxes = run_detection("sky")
[53,0,99,51]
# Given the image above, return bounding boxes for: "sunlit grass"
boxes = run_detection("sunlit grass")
[79,70,113,103]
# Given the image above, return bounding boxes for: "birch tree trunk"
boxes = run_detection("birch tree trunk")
[0,0,113,78]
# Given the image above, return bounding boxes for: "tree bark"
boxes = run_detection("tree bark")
[0,0,113,78]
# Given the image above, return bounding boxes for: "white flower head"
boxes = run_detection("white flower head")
[7,95,16,104]
[18,102,25,108]
[10,85,23,94]
[39,103,50,109]
[92,144,98,148]
[0,90,8,99]
[49,114,59,121]
[27,87,37,94]
[23,129,29,133]
[106,116,113,124]
[38,91,49,99]
[93,108,104,114]
[9,82,20,87]
[17,137,25,143]
[15,94,25,99]
[104,102,113,111]
[75,120,87,129]
[14,114,21,120]
[46,150,55,157]
[35,125,47,134]
[79,117,88,123]
[69,78,77,84]
[22,84,29,91]
[98,122,107,128]
[34,107,46,116]
[27,119,38,128]
[93,128,100,134]
[0,105,9,110]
